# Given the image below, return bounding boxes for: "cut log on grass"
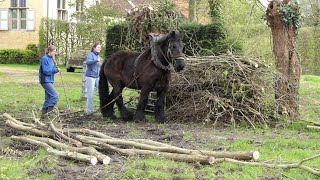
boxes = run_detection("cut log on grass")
[27,135,111,164]
[196,150,260,161]
[47,148,98,165]
[2,113,37,128]
[150,151,215,165]
[128,138,178,148]
[301,119,320,127]
[79,138,134,156]
[307,125,320,130]
[5,120,52,137]
[126,149,215,165]
[11,135,52,149]
[64,128,113,139]
[79,137,214,164]
[216,155,320,177]
[49,122,82,147]
[11,135,98,165]
[76,135,193,154]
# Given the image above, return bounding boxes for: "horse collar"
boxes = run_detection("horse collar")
[151,44,172,71]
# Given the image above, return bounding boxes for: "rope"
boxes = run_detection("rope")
[59,72,71,110]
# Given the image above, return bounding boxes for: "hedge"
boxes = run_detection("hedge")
[0,49,40,64]
[180,23,231,56]
[105,23,240,57]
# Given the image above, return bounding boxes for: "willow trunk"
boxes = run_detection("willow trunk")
[266,0,301,120]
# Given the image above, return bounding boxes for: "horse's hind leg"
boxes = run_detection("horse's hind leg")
[134,87,151,122]
[155,87,168,123]
[114,87,133,121]
[101,89,116,119]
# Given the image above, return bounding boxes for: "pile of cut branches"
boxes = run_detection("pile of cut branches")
[126,1,180,47]
[166,54,276,127]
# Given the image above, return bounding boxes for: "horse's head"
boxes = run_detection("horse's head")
[167,31,186,72]
[150,31,186,72]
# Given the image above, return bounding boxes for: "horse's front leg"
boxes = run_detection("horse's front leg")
[155,87,168,123]
[134,88,151,122]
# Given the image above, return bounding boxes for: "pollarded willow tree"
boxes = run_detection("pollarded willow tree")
[266,0,302,120]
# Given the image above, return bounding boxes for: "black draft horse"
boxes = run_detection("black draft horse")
[99,31,186,123]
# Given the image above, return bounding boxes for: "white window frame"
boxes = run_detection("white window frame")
[26,9,35,31]
[9,8,27,30]
[0,9,9,30]
[8,0,34,31]
[57,0,68,21]
[76,0,84,12]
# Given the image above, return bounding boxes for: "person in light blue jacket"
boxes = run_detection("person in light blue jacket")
[85,42,102,114]
[39,45,60,118]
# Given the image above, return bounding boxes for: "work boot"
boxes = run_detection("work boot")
[46,106,55,117]
[47,106,54,113]
[40,108,47,119]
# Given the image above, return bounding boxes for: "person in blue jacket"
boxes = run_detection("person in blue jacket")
[39,45,60,118]
[85,42,102,114]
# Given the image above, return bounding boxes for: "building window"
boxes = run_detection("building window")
[76,0,84,12]
[57,0,67,20]
[9,0,33,31]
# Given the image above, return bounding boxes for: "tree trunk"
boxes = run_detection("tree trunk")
[189,0,196,22]
[266,0,301,120]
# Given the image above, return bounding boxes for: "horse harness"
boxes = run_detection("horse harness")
[133,34,173,87]
[150,34,173,71]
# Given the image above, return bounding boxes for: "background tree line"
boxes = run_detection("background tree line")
[35,0,320,74]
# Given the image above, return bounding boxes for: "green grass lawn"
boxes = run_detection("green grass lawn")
[299,75,320,122]
[0,64,86,114]
[1,64,320,179]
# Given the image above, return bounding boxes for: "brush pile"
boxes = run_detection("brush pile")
[126,2,180,46]
[166,54,276,127]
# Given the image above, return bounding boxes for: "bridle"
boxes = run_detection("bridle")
[151,40,185,71]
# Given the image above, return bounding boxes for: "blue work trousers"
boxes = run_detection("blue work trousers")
[85,76,99,114]
[41,82,59,109]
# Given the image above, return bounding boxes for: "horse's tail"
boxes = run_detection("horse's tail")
[99,60,110,116]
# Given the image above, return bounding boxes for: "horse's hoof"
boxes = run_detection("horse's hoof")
[103,114,117,120]
[156,117,168,123]
[133,114,145,122]
[122,112,134,121]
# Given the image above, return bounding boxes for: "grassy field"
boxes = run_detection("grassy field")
[1,64,320,179]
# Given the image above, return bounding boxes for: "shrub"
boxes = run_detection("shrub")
[26,44,38,54]
[180,23,233,56]
[0,49,40,64]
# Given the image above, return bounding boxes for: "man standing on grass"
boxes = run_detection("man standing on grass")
[38,45,60,119]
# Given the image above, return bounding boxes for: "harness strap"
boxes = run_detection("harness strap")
[150,37,172,71]
[133,49,149,87]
